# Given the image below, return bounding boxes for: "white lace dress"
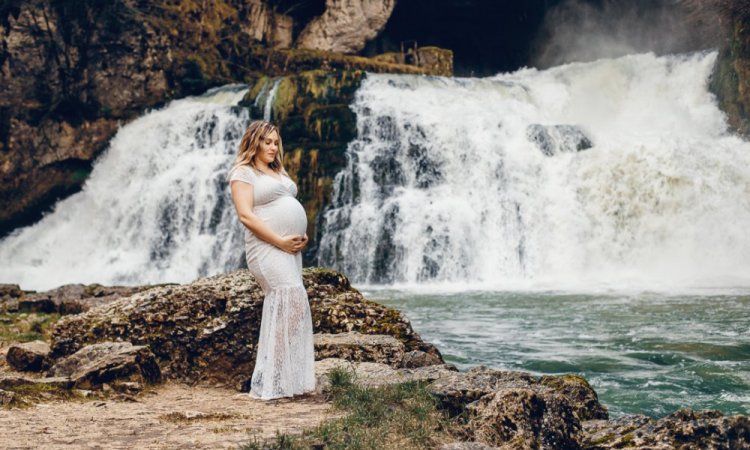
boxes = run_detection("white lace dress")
[228,164,316,399]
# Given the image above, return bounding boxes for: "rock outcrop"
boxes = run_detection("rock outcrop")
[702,1,750,136]
[296,0,396,53]
[1,283,161,314]
[312,358,749,450]
[49,267,444,389]
[0,1,448,238]
[2,266,747,449]
[583,409,750,449]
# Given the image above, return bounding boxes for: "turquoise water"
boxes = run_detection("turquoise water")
[362,288,750,418]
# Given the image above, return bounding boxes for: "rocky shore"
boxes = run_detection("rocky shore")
[1,268,748,449]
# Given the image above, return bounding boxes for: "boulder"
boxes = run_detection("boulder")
[582,409,750,449]
[465,388,582,450]
[314,331,405,367]
[402,349,445,368]
[526,124,593,157]
[0,284,24,312]
[50,268,444,389]
[6,340,51,372]
[428,366,608,422]
[428,366,537,416]
[48,341,161,389]
[538,375,608,421]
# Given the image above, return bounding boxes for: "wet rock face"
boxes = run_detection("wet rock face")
[49,268,444,389]
[526,124,593,157]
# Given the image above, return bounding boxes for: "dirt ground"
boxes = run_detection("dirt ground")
[0,382,342,449]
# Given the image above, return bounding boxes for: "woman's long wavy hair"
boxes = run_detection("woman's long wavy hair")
[229,120,287,177]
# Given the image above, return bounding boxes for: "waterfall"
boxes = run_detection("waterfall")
[317,51,750,291]
[0,85,254,290]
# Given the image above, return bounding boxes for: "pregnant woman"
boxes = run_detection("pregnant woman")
[228,120,316,400]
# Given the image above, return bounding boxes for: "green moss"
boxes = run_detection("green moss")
[620,432,636,445]
[589,432,617,445]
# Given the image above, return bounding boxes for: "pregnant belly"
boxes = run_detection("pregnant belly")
[255,196,308,237]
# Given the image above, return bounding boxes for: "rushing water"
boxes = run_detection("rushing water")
[1,51,748,418]
[318,51,750,291]
[0,85,253,289]
[366,287,750,418]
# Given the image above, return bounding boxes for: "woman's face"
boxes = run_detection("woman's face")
[255,130,280,165]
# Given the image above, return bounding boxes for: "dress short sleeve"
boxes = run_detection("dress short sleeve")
[228,165,255,186]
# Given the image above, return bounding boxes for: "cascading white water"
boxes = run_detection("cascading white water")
[0,85,253,290]
[318,51,750,291]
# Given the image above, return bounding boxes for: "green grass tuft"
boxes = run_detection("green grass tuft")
[238,365,460,450]
[0,312,61,343]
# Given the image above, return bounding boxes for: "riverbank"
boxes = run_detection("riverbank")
[1,268,748,449]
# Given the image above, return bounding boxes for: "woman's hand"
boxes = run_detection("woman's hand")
[278,235,306,254]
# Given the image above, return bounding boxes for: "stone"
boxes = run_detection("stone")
[582,409,750,449]
[50,268,443,389]
[402,349,445,368]
[17,284,156,315]
[538,374,608,421]
[314,357,459,394]
[526,124,593,157]
[439,443,498,450]
[465,388,582,449]
[0,284,24,311]
[49,341,161,389]
[427,366,608,423]
[6,340,51,372]
[0,389,15,405]
[314,331,405,367]
[428,366,538,416]
[295,0,396,53]
[0,376,74,390]
[0,284,23,298]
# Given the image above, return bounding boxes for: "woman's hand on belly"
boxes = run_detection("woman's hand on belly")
[278,234,306,254]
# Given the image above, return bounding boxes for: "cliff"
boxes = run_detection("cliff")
[709,3,750,136]
[0,0,450,238]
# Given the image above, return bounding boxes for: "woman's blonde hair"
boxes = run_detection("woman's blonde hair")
[229,120,287,176]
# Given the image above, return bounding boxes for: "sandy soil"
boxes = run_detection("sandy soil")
[0,382,343,449]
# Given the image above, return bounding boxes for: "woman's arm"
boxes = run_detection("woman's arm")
[230,181,305,254]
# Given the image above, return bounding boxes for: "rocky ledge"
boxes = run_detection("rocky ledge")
[2,267,748,449]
